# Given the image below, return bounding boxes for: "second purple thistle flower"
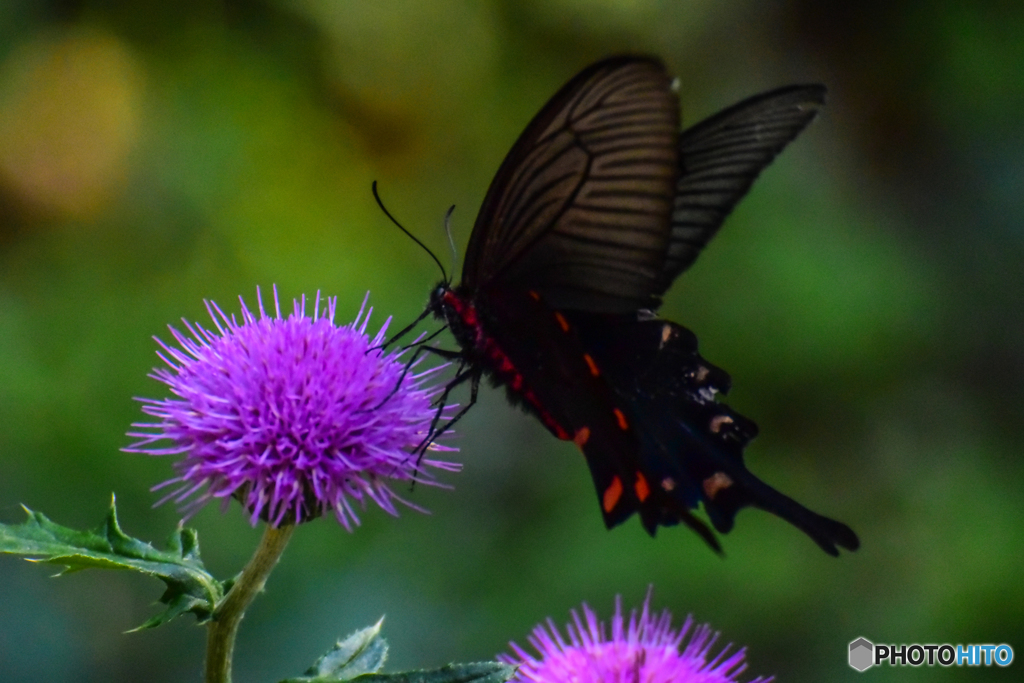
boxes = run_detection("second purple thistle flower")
[502,594,772,683]
[125,288,460,530]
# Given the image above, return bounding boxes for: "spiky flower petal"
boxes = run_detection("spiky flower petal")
[502,593,772,683]
[125,288,458,529]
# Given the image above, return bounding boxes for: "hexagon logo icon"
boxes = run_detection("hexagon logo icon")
[849,637,874,671]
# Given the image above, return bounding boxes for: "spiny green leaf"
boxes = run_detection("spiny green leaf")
[281,660,516,683]
[299,619,389,681]
[354,662,518,683]
[0,495,224,629]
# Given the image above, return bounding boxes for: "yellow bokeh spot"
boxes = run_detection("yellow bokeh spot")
[0,27,144,219]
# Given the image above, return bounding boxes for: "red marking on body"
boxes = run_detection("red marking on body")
[552,423,570,440]
[446,290,572,444]
[492,359,568,438]
[442,290,462,308]
[554,311,570,333]
[443,290,476,326]
[528,290,541,301]
[613,408,629,431]
[511,387,566,438]
[444,290,484,345]
[496,354,514,373]
[634,472,650,502]
[583,353,600,377]
[573,427,591,448]
[702,472,733,500]
[603,476,624,513]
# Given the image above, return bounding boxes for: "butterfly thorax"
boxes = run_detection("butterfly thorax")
[430,282,484,352]
[432,282,527,388]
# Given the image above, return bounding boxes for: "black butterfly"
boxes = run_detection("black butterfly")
[397,55,858,555]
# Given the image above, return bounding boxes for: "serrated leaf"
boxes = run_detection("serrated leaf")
[0,495,224,628]
[356,662,518,683]
[281,661,517,683]
[295,619,389,681]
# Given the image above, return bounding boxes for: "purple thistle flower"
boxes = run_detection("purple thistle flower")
[125,288,459,530]
[501,593,772,683]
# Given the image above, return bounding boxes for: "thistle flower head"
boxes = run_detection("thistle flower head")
[501,593,772,683]
[125,288,458,530]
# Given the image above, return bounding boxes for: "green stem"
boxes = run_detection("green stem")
[205,524,296,683]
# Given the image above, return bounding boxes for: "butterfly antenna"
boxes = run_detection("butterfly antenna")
[443,204,457,282]
[372,181,448,283]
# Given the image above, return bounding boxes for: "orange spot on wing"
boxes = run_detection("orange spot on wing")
[702,472,734,499]
[660,324,673,345]
[572,427,591,448]
[602,476,624,513]
[709,415,734,433]
[634,472,650,502]
[613,408,629,431]
[553,311,570,333]
[583,353,600,377]
[528,290,541,301]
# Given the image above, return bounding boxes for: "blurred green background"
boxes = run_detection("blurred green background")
[1,1,1021,681]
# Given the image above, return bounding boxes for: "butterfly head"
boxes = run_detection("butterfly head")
[429,280,482,354]
[428,281,451,318]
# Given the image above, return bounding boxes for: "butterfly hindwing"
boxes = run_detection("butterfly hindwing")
[568,311,859,556]
[659,85,827,287]
[476,287,721,542]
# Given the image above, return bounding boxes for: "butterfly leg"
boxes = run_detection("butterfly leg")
[405,361,480,486]
[371,306,435,351]
[364,333,456,412]
[400,325,447,351]
[418,359,480,454]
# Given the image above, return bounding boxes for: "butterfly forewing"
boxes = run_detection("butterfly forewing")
[658,85,827,287]
[463,57,680,313]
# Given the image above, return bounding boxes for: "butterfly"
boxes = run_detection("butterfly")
[397,55,858,555]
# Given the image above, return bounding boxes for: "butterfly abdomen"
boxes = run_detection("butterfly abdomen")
[438,286,573,441]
